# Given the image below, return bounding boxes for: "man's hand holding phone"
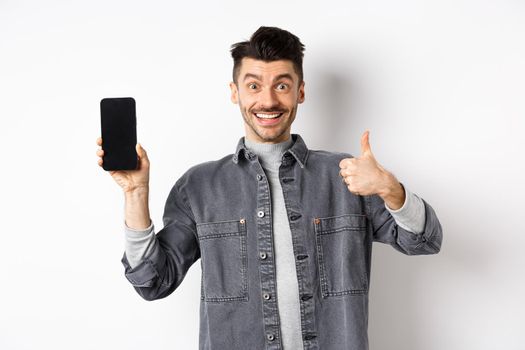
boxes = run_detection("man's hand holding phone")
[96,138,150,193]
[96,138,152,230]
[96,96,152,230]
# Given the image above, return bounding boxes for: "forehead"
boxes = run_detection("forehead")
[239,58,298,81]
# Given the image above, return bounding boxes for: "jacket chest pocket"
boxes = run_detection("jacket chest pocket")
[314,214,369,297]
[197,218,248,303]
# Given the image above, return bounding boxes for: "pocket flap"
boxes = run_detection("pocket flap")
[315,214,366,234]
[197,218,246,240]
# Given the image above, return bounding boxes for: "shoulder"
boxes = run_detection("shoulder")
[175,153,235,187]
[307,148,355,166]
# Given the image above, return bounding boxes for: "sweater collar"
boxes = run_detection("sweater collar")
[232,133,309,169]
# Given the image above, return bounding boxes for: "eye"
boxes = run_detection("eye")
[276,83,288,90]
[248,83,258,90]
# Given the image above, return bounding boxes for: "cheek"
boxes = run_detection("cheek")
[239,94,257,110]
[283,94,299,108]
[283,89,298,100]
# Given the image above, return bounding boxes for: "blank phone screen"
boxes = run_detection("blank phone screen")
[100,97,138,171]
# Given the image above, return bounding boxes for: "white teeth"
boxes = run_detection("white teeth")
[255,113,282,119]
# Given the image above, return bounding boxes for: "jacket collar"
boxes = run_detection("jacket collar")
[232,133,309,168]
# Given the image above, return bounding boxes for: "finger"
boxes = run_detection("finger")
[96,149,104,157]
[347,184,360,195]
[97,158,103,167]
[96,137,102,146]
[339,157,356,169]
[360,130,372,156]
[339,167,355,178]
[136,143,148,161]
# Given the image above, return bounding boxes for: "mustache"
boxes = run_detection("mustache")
[251,108,286,113]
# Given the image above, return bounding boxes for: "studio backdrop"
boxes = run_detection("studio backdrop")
[1,0,524,349]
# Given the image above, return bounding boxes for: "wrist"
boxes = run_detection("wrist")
[377,171,394,197]
[124,186,149,208]
[124,186,151,230]
[124,184,149,196]
[378,172,405,210]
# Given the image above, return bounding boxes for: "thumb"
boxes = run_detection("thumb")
[360,130,373,157]
[136,143,148,161]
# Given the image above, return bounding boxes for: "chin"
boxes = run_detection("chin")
[259,130,289,142]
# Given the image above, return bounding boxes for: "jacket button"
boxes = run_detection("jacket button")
[256,174,263,181]
[263,293,271,300]
[257,211,265,218]
[314,218,320,225]
[239,218,245,224]
[259,252,267,260]
[290,214,302,221]
[301,294,312,301]
[267,334,275,341]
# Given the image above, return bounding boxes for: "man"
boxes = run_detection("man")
[96,26,442,350]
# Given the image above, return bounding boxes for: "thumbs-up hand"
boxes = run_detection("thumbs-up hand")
[339,130,405,209]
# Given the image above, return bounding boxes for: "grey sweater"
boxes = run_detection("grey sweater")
[123,136,426,349]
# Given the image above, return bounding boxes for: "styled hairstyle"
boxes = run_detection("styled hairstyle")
[230,26,305,84]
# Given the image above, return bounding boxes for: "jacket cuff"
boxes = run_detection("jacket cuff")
[396,199,442,254]
[121,243,167,287]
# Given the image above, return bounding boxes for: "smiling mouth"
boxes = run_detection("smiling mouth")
[253,112,283,119]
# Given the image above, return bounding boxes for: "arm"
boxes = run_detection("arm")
[122,187,156,270]
[367,186,442,255]
[338,130,442,254]
[385,184,426,235]
[96,137,199,300]
[124,220,156,269]
[121,177,201,301]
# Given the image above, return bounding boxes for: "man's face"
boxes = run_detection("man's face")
[229,58,305,144]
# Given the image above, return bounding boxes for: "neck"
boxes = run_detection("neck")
[244,135,294,170]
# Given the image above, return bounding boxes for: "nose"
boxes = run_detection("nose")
[258,87,279,110]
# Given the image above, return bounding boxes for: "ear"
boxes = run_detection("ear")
[229,81,239,104]
[297,80,305,104]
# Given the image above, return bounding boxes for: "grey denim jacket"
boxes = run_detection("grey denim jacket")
[121,133,443,350]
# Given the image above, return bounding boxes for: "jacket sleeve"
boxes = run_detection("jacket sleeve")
[121,176,201,301]
[366,189,443,255]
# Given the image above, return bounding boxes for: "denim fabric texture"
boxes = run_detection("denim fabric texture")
[121,133,443,350]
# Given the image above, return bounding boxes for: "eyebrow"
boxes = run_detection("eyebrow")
[242,73,294,82]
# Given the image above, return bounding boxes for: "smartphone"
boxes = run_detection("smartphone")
[100,97,138,171]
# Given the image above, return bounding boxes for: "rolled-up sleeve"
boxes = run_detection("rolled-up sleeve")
[124,220,156,269]
[121,176,200,301]
[367,189,443,255]
[385,185,426,234]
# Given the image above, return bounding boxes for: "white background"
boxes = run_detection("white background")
[1,0,524,349]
